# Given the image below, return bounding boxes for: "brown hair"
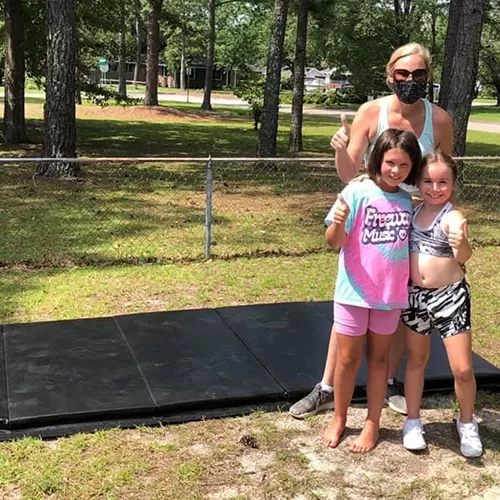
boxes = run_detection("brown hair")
[386,42,432,84]
[367,129,422,186]
[419,150,458,182]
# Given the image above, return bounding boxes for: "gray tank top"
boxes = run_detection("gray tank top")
[409,202,454,258]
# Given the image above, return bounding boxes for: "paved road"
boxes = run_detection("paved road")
[135,93,500,134]
[25,91,500,134]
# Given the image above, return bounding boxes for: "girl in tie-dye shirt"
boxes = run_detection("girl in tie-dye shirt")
[321,129,422,453]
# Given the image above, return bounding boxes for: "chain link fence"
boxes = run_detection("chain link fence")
[1,156,499,268]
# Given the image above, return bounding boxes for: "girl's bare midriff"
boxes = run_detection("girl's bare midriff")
[410,252,465,288]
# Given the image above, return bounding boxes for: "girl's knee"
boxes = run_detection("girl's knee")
[407,349,429,369]
[453,366,474,384]
[367,350,390,366]
[338,351,362,371]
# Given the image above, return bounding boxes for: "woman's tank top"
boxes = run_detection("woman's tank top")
[367,96,435,157]
[366,96,435,194]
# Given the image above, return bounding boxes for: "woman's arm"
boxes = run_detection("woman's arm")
[330,102,376,183]
[432,106,454,155]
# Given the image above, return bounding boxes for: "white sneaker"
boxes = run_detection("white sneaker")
[456,418,483,458]
[403,418,427,451]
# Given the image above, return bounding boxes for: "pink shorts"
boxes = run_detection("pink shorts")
[334,302,401,336]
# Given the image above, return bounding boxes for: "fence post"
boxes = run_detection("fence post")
[204,155,213,259]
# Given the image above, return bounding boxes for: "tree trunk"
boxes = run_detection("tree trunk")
[145,0,163,106]
[427,6,438,103]
[439,0,486,156]
[439,0,461,104]
[257,0,290,158]
[133,0,141,85]
[288,0,309,153]
[484,52,500,107]
[118,1,127,98]
[180,30,186,90]
[393,0,413,46]
[201,0,216,111]
[39,0,78,177]
[3,0,28,143]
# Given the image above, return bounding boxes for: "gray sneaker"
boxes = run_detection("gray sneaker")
[385,383,407,415]
[289,383,334,419]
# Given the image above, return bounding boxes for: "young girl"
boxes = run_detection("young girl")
[401,151,483,458]
[322,128,422,453]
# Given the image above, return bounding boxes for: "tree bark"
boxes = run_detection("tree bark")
[39,0,78,177]
[427,4,438,103]
[145,0,163,106]
[201,0,216,111]
[3,0,28,143]
[439,0,486,156]
[257,0,290,158]
[180,30,186,90]
[393,0,413,46]
[288,0,309,153]
[484,51,500,107]
[133,0,141,84]
[118,1,127,98]
[439,0,462,104]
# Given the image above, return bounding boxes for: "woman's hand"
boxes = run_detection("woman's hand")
[330,114,350,152]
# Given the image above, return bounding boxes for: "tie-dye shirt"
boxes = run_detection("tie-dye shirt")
[325,179,412,310]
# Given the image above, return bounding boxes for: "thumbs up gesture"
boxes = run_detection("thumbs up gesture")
[448,219,468,249]
[330,113,351,152]
[333,194,350,225]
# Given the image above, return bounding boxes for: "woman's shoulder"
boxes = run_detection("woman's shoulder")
[354,99,382,120]
[430,102,452,125]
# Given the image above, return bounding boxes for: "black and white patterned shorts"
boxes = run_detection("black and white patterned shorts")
[401,279,471,339]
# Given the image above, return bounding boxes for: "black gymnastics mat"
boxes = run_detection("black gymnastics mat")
[0,301,498,440]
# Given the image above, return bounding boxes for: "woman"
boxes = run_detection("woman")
[289,42,453,421]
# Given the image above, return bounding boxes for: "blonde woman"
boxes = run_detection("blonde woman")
[290,42,453,422]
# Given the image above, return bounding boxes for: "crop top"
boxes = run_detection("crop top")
[409,202,454,258]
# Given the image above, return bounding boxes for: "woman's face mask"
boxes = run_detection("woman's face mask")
[389,67,429,105]
[390,80,428,105]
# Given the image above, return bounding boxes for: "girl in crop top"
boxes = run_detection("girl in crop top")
[400,151,483,458]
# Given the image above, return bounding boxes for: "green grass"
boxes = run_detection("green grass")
[1,103,498,268]
[1,249,499,365]
[0,98,499,500]
[470,105,500,123]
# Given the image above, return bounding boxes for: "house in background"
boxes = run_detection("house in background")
[280,67,351,93]
[89,57,238,90]
[304,67,328,92]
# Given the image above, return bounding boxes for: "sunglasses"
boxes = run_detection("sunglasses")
[392,68,429,83]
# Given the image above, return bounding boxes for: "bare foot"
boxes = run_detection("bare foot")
[349,420,379,453]
[322,418,346,448]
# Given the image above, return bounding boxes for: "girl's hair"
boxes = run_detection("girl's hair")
[386,42,432,83]
[367,129,422,186]
[420,150,458,182]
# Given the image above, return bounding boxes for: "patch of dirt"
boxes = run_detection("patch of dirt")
[239,450,276,474]
[186,443,212,456]
[76,105,215,123]
[0,486,22,500]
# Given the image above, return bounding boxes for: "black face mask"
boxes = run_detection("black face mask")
[390,80,428,105]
